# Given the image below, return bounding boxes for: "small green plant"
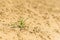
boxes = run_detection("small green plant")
[17,18,25,28]
[11,17,28,30]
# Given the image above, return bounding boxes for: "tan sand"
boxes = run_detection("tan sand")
[0,0,60,40]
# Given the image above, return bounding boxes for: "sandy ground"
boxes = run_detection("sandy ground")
[0,0,60,40]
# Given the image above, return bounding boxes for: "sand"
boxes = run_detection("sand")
[0,0,60,40]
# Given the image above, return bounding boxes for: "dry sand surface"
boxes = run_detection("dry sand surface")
[0,0,60,40]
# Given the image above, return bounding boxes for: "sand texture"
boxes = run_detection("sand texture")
[0,0,60,40]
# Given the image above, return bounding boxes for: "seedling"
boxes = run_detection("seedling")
[11,17,28,30]
[18,18,25,28]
